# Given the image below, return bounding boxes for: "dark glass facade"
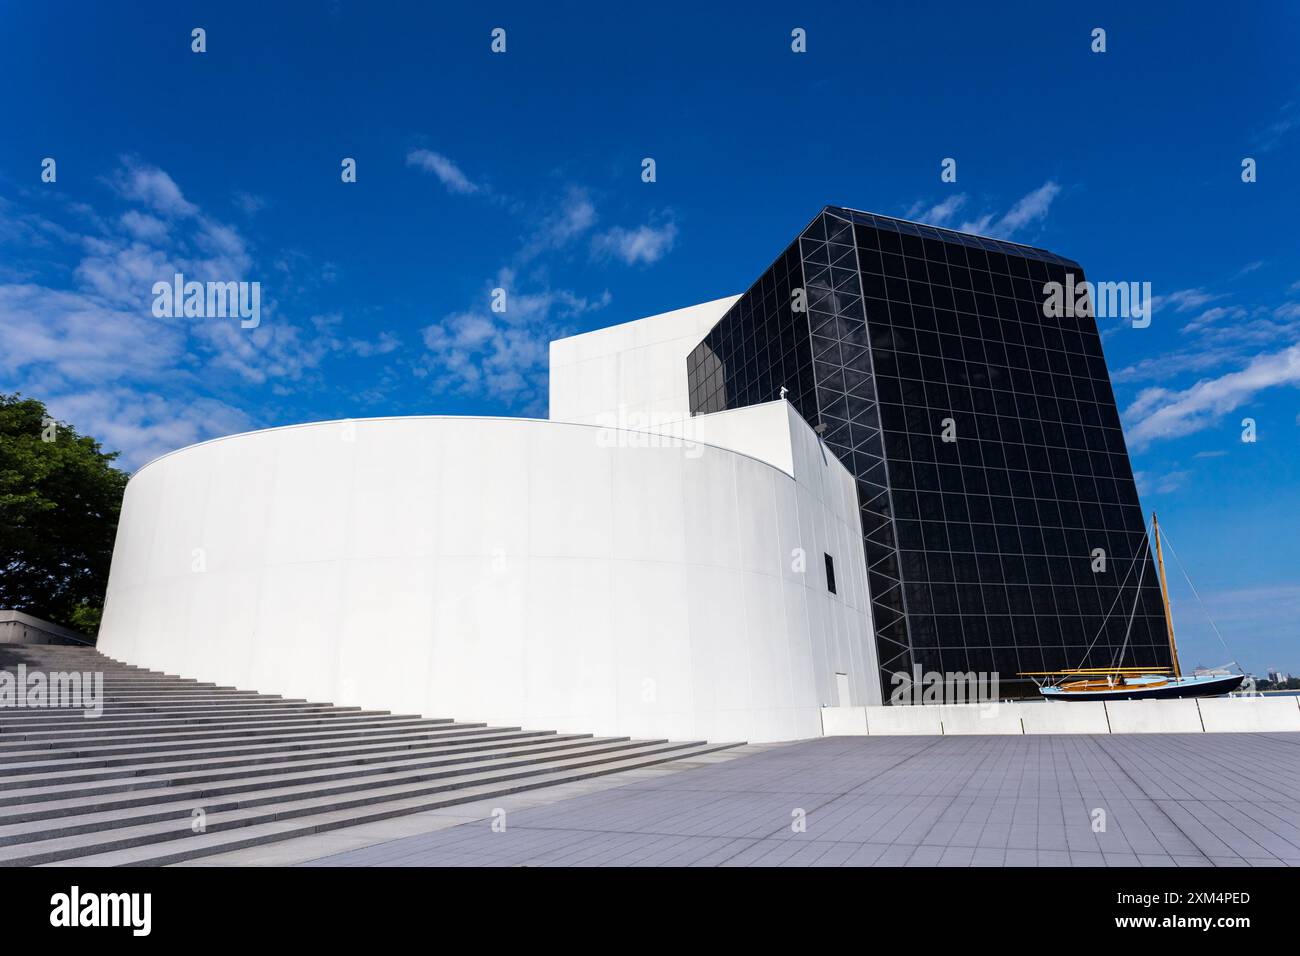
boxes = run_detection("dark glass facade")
[687,206,1170,700]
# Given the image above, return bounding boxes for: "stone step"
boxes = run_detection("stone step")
[0,700,353,717]
[0,733,599,819]
[9,739,729,866]
[0,723,507,776]
[0,645,739,866]
[0,715,454,750]
[0,711,436,742]
[0,728,558,801]
[0,709,419,736]
[0,736,647,843]
[38,742,739,867]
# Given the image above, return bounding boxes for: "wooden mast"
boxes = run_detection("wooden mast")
[1152,512,1182,678]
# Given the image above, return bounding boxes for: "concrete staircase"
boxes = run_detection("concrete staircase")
[0,644,738,866]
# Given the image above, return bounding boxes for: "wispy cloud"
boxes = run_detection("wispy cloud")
[988,181,1061,236]
[1112,347,1234,385]
[953,182,1061,240]
[111,159,198,218]
[232,191,267,217]
[1124,342,1300,448]
[1256,100,1299,152]
[406,149,481,195]
[0,158,397,467]
[519,186,597,261]
[420,268,610,408]
[406,151,677,410]
[1151,287,1226,314]
[592,221,678,265]
[905,194,967,227]
[1133,468,1190,495]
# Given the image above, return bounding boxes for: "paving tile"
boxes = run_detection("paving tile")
[288,732,1300,868]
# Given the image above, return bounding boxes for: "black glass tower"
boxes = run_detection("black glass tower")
[686,206,1170,701]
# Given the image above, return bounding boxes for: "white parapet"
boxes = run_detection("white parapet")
[1196,696,1300,733]
[1103,698,1205,734]
[1020,701,1111,735]
[820,706,869,736]
[863,705,943,735]
[820,696,1298,736]
[935,703,1026,735]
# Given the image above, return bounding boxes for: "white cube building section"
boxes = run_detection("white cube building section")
[549,295,740,427]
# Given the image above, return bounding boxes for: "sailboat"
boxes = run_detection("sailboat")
[1021,512,1246,702]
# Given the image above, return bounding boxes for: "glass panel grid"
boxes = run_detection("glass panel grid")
[687,206,1169,701]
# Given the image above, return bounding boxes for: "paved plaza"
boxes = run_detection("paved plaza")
[290,732,1300,867]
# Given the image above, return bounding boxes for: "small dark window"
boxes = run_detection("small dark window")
[824,553,837,594]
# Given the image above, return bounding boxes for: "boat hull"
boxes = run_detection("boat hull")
[1041,673,1245,702]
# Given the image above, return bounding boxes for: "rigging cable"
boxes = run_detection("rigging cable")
[1109,529,1153,673]
[1155,524,1240,671]
[1072,515,1153,671]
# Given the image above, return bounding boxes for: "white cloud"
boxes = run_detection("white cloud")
[1133,469,1190,495]
[0,158,398,467]
[519,187,598,261]
[232,191,267,216]
[906,194,967,226]
[990,181,1061,236]
[1181,305,1248,333]
[592,221,678,265]
[1257,101,1299,152]
[119,211,168,243]
[1112,347,1234,385]
[945,181,1061,240]
[112,160,198,218]
[401,155,674,410]
[420,270,610,409]
[0,283,185,386]
[1152,288,1225,314]
[902,182,1063,240]
[406,149,480,195]
[1124,343,1300,448]
[46,389,253,470]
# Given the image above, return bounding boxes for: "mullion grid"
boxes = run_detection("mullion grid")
[861,217,1169,686]
[687,239,815,421]
[687,208,1170,697]
[807,212,916,697]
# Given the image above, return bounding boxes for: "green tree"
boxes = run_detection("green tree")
[0,394,130,638]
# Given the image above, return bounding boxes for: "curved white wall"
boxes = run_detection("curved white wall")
[98,413,878,742]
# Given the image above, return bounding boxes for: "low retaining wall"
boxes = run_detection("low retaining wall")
[0,610,93,646]
[821,695,1300,736]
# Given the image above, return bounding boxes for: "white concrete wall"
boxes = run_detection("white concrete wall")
[1197,696,1300,732]
[1104,699,1204,734]
[549,296,739,426]
[820,696,1300,736]
[99,412,879,744]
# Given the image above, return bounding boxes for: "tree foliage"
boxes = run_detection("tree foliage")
[0,394,130,636]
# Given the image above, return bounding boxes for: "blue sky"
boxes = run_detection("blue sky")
[1,1,1298,672]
